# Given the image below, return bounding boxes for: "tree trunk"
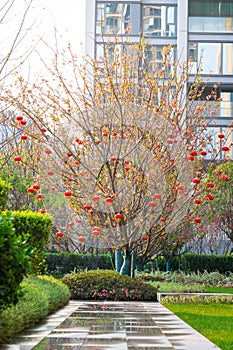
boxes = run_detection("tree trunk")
[119,254,131,275]
[115,249,123,273]
[130,249,136,278]
[116,249,137,277]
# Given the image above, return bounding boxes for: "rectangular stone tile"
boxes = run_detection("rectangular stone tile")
[80,342,127,350]
[47,333,88,339]
[86,333,126,340]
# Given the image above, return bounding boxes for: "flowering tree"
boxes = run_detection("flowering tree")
[197,160,233,245]
[1,38,226,275]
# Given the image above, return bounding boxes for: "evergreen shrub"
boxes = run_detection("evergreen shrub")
[0,212,31,310]
[143,255,232,273]
[5,210,53,273]
[180,254,233,273]
[62,269,158,301]
[0,275,70,344]
[44,252,112,275]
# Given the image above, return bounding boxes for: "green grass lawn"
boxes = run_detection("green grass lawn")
[204,286,233,294]
[163,303,233,350]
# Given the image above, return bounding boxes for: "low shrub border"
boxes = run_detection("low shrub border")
[0,275,70,344]
[62,269,158,301]
[44,252,233,276]
[160,294,233,304]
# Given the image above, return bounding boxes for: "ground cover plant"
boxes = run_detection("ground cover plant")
[153,282,207,293]
[62,269,158,301]
[149,282,233,294]
[140,270,233,292]
[161,296,233,350]
[0,275,70,344]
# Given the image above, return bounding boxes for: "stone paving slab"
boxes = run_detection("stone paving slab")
[0,301,220,350]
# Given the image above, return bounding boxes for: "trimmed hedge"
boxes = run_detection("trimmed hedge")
[44,252,113,275]
[62,269,158,301]
[3,210,53,274]
[44,252,233,276]
[161,294,233,304]
[0,212,31,310]
[0,275,70,344]
[143,255,232,273]
[179,254,233,273]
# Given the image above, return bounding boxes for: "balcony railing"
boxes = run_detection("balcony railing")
[189,17,233,33]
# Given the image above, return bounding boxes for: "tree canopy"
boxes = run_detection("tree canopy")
[1,38,230,267]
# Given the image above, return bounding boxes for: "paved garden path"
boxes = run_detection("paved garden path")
[1,301,220,349]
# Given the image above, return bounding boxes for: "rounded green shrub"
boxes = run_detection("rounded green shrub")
[0,212,31,310]
[3,210,53,274]
[62,269,158,301]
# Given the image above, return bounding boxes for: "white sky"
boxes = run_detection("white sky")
[1,0,86,78]
[42,0,86,51]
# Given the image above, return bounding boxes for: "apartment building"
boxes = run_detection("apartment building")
[85,0,233,158]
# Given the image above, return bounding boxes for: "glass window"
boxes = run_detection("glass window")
[96,3,140,35]
[189,0,233,32]
[144,45,176,75]
[223,43,233,74]
[189,42,233,75]
[144,46,163,71]
[96,43,116,63]
[143,5,176,37]
[189,17,233,32]
[189,0,233,17]
[220,92,233,117]
[188,43,221,74]
[189,1,218,17]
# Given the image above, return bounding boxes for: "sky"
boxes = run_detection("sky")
[42,0,86,51]
[1,0,86,78]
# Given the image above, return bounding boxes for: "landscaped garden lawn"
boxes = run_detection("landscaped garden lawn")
[204,286,233,294]
[163,303,233,350]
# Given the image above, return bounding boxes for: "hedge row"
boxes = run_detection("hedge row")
[0,210,53,310]
[0,275,70,344]
[0,212,31,310]
[44,252,113,275]
[180,254,233,273]
[145,254,233,273]
[44,252,233,275]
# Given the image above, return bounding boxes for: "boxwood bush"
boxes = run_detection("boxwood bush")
[62,270,158,301]
[0,212,31,310]
[3,210,53,274]
[0,275,70,344]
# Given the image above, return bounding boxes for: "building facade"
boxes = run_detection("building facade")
[85,0,233,158]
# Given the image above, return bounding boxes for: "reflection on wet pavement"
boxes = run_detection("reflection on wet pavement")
[0,301,220,350]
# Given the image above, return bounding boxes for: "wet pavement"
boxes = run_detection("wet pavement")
[0,301,220,350]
